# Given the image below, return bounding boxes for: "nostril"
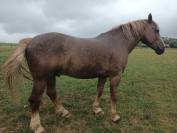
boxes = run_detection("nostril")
[159,46,165,50]
[155,46,165,55]
[161,46,165,51]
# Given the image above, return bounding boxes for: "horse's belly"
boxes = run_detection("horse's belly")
[64,73,98,79]
[63,70,99,79]
[60,67,106,79]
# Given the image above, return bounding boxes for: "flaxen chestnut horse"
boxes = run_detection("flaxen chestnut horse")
[3,14,165,133]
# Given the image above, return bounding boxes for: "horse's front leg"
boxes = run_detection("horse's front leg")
[109,75,121,122]
[93,77,106,115]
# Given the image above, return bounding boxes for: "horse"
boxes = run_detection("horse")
[3,14,165,133]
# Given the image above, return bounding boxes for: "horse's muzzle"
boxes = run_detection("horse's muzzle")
[155,46,165,55]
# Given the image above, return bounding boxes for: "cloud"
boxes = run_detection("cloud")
[0,0,176,42]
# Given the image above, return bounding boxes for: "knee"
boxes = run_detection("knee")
[28,94,41,111]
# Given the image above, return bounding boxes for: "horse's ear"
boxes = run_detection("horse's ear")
[148,13,152,23]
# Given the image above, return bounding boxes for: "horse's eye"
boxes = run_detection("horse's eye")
[155,29,159,34]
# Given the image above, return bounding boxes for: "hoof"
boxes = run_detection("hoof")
[30,113,45,133]
[111,114,120,123]
[93,107,104,115]
[34,126,45,133]
[56,107,70,118]
[30,124,45,133]
[61,109,70,118]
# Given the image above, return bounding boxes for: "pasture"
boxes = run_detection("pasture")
[0,46,177,133]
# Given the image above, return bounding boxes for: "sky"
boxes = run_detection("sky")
[0,0,176,42]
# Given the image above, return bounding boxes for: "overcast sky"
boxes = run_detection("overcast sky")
[0,0,176,42]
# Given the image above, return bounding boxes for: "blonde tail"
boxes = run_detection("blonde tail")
[2,38,32,102]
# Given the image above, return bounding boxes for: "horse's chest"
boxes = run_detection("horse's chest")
[106,63,121,76]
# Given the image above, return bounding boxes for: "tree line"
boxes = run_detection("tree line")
[138,37,177,48]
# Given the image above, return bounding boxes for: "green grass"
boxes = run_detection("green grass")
[0,46,177,133]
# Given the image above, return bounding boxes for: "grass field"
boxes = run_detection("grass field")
[0,46,177,133]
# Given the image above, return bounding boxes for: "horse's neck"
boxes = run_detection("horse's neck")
[114,27,141,54]
[96,28,141,54]
[126,37,141,54]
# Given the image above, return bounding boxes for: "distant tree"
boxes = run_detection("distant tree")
[136,37,177,48]
[162,37,177,48]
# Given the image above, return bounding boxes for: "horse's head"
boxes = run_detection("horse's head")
[141,14,165,55]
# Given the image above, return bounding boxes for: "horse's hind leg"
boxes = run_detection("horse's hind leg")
[93,77,106,115]
[46,75,70,117]
[28,79,46,133]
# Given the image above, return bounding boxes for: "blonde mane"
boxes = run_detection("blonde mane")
[120,20,148,40]
[106,20,149,41]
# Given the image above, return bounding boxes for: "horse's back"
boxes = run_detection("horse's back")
[25,32,104,78]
